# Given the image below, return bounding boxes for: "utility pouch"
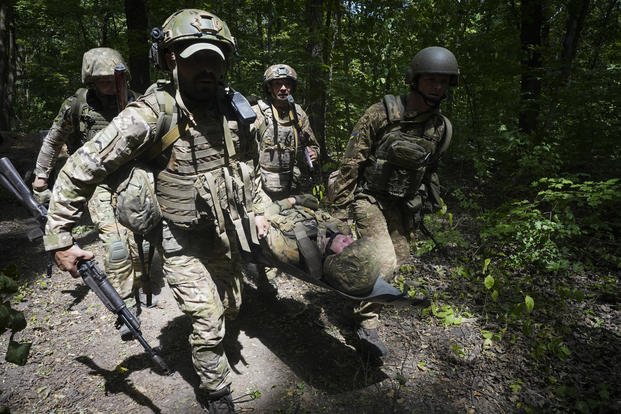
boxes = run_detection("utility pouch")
[112,165,162,236]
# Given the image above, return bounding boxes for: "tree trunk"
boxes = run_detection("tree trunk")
[0,0,16,132]
[124,0,150,93]
[560,0,590,83]
[305,0,327,163]
[519,0,543,137]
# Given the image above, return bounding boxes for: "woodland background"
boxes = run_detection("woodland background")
[0,0,620,413]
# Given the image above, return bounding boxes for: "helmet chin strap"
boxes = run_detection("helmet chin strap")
[172,61,196,126]
[413,85,444,108]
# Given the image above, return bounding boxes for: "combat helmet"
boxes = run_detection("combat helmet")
[81,48,129,84]
[322,238,382,296]
[405,46,459,86]
[263,64,298,94]
[151,9,236,70]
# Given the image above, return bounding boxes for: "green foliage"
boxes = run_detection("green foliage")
[0,265,32,366]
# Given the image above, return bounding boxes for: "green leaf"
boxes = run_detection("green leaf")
[5,339,32,366]
[491,290,499,301]
[484,275,495,290]
[524,295,534,313]
[482,258,491,274]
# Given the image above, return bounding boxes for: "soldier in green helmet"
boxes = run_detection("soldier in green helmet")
[326,46,459,360]
[31,47,145,338]
[43,9,269,413]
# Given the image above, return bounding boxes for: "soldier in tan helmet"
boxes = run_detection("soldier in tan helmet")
[43,9,270,413]
[326,46,459,360]
[31,47,144,338]
[250,64,321,292]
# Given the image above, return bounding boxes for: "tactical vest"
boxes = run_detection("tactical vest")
[361,95,452,199]
[255,99,300,196]
[148,83,258,251]
[68,88,136,154]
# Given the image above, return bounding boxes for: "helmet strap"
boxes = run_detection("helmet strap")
[412,80,443,109]
[172,64,196,126]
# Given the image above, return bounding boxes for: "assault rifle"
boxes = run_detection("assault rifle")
[0,157,170,374]
[114,63,129,113]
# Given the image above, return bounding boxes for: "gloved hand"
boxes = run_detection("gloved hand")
[33,187,51,205]
[294,194,319,210]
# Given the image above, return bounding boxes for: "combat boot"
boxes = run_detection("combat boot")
[356,327,389,359]
[199,386,235,414]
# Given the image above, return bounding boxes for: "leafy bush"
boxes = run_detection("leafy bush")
[480,177,621,272]
[0,265,31,366]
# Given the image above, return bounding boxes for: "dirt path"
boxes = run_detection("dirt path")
[1,134,619,413]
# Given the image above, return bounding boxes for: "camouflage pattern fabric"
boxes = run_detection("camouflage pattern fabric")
[322,238,382,296]
[326,99,449,328]
[43,83,265,393]
[251,99,320,199]
[34,88,139,180]
[88,184,142,302]
[82,47,129,84]
[35,87,141,304]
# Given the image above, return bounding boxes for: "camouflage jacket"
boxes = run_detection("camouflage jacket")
[34,88,139,180]
[43,85,269,251]
[326,98,447,208]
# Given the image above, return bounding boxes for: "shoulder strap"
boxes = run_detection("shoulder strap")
[146,83,182,160]
[437,114,453,156]
[294,222,323,280]
[383,94,405,124]
[71,88,88,130]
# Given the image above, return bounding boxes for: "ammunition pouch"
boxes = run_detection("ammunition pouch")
[111,165,162,236]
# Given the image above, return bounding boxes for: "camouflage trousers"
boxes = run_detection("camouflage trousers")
[158,219,244,392]
[87,184,142,304]
[349,196,407,329]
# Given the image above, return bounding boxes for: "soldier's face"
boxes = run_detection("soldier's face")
[417,74,451,102]
[269,79,293,102]
[94,76,116,96]
[329,234,354,254]
[175,50,226,100]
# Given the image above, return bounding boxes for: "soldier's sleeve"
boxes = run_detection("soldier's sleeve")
[43,98,160,251]
[249,104,262,140]
[34,96,77,179]
[325,101,388,207]
[297,106,320,157]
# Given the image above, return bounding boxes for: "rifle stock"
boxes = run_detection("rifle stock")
[0,156,170,374]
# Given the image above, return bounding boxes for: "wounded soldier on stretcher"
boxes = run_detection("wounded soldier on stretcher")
[254,194,429,305]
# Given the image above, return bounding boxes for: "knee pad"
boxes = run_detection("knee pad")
[107,238,130,264]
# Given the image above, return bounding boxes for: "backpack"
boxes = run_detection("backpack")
[362,95,452,204]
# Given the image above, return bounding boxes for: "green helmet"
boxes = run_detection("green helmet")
[161,9,235,57]
[263,64,298,93]
[322,238,382,296]
[81,48,128,84]
[405,46,459,86]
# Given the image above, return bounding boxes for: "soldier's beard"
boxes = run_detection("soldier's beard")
[179,73,220,102]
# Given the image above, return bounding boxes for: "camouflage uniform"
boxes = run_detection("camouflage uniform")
[327,100,451,329]
[251,64,320,286]
[251,99,319,199]
[34,48,142,304]
[261,199,347,267]
[43,64,267,396]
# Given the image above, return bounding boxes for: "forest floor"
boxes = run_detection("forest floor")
[0,133,619,414]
